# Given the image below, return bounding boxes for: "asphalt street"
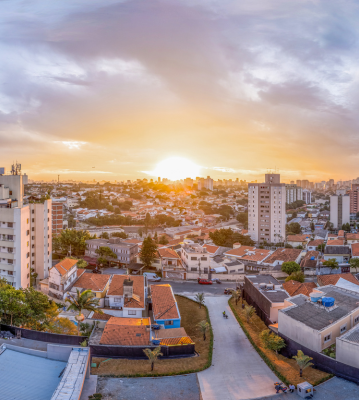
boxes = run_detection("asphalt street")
[150,279,238,295]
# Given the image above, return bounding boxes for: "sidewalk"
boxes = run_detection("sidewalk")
[197,296,278,400]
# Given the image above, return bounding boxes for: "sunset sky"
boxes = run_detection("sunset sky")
[1,0,359,182]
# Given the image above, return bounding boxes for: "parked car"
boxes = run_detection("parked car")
[198,278,213,285]
[212,278,222,284]
[143,272,161,282]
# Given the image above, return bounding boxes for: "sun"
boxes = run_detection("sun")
[152,157,201,181]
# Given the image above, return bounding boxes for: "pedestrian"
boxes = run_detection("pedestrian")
[289,384,295,393]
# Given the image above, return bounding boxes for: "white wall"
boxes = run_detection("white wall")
[336,334,359,369]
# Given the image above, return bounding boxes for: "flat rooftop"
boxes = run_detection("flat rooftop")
[0,348,66,400]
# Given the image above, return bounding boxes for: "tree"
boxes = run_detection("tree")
[50,317,78,335]
[285,271,305,283]
[159,235,169,245]
[310,222,315,232]
[244,305,256,323]
[139,237,158,267]
[281,261,301,276]
[76,259,88,269]
[111,231,128,239]
[95,246,117,267]
[99,232,109,239]
[236,212,248,229]
[52,229,92,257]
[153,231,158,243]
[143,346,163,371]
[195,293,205,309]
[342,222,351,232]
[323,258,339,273]
[21,288,52,331]
[0,277,8,288]
[317,243,325,252]
[209,228,254,247]
[65,289,103,334]
[232,289,241,305]
[350,258,359,273]
[144,213,151,234]
[197,320,210,341]
[293,350,313,377]
[0,286,27,326]
[260,329,286,354]
[286,222,302,235]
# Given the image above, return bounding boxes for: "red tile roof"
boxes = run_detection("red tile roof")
[225,246,256,257]
[241,249,272,262]
[264,248,301,264]
[287,235,310,242]
[307,240,324,247]
[107,275,145,309]
[158,248,180,259]
[100,317,150,345]
[73,272,111,292]
[52,258,78,276]
[352,243,359,257]
[202,244,220,254]
[283,281,317,297]
[151,284,179,320]
[326,239,345,246]
[317,274,359,287]
[346,233,359,241]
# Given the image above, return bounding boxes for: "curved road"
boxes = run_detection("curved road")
[197,296,277,400]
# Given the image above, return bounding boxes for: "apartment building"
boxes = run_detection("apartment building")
[348,184,359,214]
[180,243,210,276]
[0,168,52,288]
[330,194,350,229]
[248,174,286,244]
[285,184,302,204]
[302,189,312,204]
[85,237,138,265]
[52,202,63,236]
[198,176,213,191]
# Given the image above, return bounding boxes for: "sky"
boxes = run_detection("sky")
[1,0,359,183]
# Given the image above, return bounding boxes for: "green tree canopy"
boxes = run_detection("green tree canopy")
[285,271,305,283]
[209,228,254,247]
[111,231,128,239]
[349,257,359,273]
[286,222,302,235]
[95,246,117,267]
[53,229,92,257]
[139,237,158,267]
[281,261,301,275]
[322,258,339,272]
[260,329,286,354]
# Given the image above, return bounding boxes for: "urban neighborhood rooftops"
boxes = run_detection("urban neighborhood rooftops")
[51,258,77,276]
[73,272,111,292]
[264,248,302,265]
[282,280,317,297]
[107,275,145,309]
[158,247,180,259]
[324,246,350,255]
[317,273,359,287]
[151,284,179,320]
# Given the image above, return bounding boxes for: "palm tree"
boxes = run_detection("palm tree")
[197,320,209,341]
[143,346,163,371]
[231,289,241,305]
[65,289,103,334]
[195,293,205,309]
[293,350,313,377]
[244,305,256,323]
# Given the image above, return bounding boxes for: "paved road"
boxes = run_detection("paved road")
[197,296,277,400]
[97,375,200,400]
[151,280,238,295]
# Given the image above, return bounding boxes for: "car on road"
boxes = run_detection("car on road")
[197,278,213,285]
[143,272,161,282]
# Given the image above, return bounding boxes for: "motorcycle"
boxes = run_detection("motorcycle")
[222,312,228,319]
[274,382,288,394]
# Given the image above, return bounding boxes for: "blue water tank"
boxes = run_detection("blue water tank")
[322,297,335,307]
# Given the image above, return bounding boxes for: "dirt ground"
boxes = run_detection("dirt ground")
[230,298,331,386]
[91,295,212,376]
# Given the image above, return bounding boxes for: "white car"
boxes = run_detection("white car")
[143,272,161,282]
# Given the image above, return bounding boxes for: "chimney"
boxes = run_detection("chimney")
[123,276,134,298]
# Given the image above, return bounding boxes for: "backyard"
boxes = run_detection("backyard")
[91,295,212,377]
[229,297,332,386]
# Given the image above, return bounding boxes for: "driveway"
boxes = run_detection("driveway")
[197,296,277,400]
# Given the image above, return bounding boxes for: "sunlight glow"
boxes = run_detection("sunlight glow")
[152,157,201,181]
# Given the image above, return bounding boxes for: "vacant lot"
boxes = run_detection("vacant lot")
[230,298,331,386]
[92,295,212,377]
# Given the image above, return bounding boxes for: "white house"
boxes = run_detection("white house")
[46,258,80,300]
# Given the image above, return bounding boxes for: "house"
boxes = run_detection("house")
[307,239,324,251]
[346,233,359,245]
[44,258,82,300]
[282,280,317,297]
[263,248,302,268]
[224,245,256,260]
[202,244,221,257]
[326,239,345,246]
[278,285,359,353]
[99,317,151,346]
[222,260,245,274]
[106,275,146,318]
[286,234,310,248]
[71,272,111,307]
[151,284,181,329]
[350,242,359,259]
[243,275,289,324]
[336,324,359,369]
[300,251,320,271]
[158,247,186,280]
[180,243,210,277]
[323,246,350,263]
[317,273,359,288]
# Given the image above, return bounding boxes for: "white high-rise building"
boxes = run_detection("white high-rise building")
[285,184,303,204]
[0,167,52,288]
[248,174,286,244]
[330,194,350,229]
[302,189,312,204]
[198,176,213,191]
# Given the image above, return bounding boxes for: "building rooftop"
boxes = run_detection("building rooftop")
[245,275,280,285]
[51,258,78,276]
[107,275,145,309]
[151,284,179,320]
[282,280,317,297]
[324,246,350,255]
[281,285,359,331]
[286,234,310,242]
[86,238,137,249]
[264,248,302,264]
[73,272,111,292]
[339,324,359,344]
[158,247,180,259]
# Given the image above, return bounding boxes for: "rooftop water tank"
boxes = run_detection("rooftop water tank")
[322,297,335,307]
[310,292,324,303]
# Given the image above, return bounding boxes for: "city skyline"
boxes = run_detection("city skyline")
[2,1,359,181]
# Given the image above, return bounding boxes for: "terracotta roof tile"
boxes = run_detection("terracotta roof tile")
[308,240,324,247]
[287,235,310,242]
[352,243,359,257]
[51,258,78,276]
[283,281,317,297]
[90,312,112,321]
[202,244,220,254]
[264,248,301,264]
[326,239,345,246]
[224,246,256,257]
[100,317,150,345]
[241,249,272,262]
[151,284,179,320]
[346,233,359,241]
[73,272,111,292]
[317,274,359,287]
[158,248,180,259]
[107,275,145,309]
[300,251,319,268]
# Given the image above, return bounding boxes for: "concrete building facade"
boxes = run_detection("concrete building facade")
[348,184,359,214]
[248,174,286,244]
[330,194,350,229]
[302,189,312,204]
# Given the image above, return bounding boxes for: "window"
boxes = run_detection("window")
[7,222,13,228]
[340,324,347,334]
[355,316,359,325]
[324,334,331,342]
[201,257,207,261]
[32,218,34,223]
[27,218,29,224]
[32,210,34,214]
[128,310,136,315]
[191,257,197,260]
[7,271,13,275]
[31,227,35,232]
[164,320,174,326]
[191,267,197,271]
[114,297,121,303]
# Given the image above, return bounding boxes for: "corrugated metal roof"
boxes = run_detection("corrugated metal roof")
[0,348,66,400]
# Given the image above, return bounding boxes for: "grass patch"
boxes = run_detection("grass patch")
[229,298,332,386]
[91,295,213,377]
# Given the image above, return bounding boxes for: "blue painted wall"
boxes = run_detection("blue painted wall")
[154,318,181,329]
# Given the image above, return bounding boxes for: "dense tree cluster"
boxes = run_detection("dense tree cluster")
[209,228,255,247]
[53,229,94,257]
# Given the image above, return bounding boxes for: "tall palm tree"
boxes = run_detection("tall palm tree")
[244,305,256,323]
[65,289,103,334]
[197,320,210,341]
[231,289,241,305]
[143,346,163,371]
[293,350,313,377]
[195,293,205,309]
